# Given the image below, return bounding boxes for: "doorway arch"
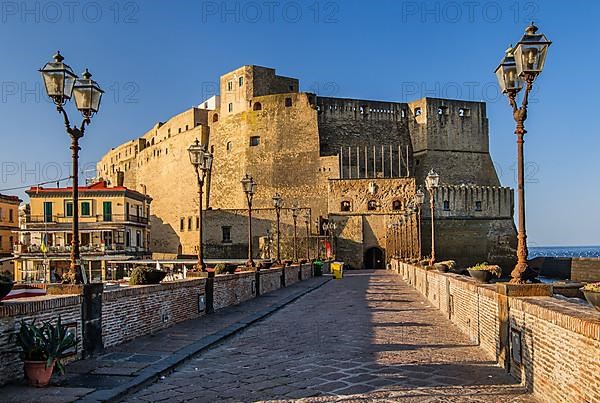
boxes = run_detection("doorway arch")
[364,247,385,270]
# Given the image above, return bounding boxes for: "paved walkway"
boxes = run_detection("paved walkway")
[0,276,329,403]
[129,270,535,402]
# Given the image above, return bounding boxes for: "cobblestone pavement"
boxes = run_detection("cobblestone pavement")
[129,270,535,402]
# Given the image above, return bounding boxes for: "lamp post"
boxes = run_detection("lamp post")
[188,139,214,271]
[241,175,257,267]
[495,23,551,283]
[304,212,310,260]
[414,188,425,259]
[265,230,272,259]
[39,52,103,284]
[290,205,299,262]
[272,193,283,263]
[425,169,440,265]
[405,209,414,259]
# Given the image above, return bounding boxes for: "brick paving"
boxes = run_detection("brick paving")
[129,270,535,402]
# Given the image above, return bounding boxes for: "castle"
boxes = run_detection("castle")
[97,65,517,269]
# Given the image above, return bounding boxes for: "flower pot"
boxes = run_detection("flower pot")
[468,269,492,283]
[583,290,600,312]
[0,281,14,301]
[434,263,448,273]
[24,360,55,387]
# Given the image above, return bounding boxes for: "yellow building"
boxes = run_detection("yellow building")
[14,181,152,282]
[0,194,21,275]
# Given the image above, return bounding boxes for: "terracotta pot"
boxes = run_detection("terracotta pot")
[468,269,492,283]
[24,360,55,387]
[582,290,600,312]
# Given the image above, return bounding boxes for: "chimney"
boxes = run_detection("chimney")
[116,170,125,187]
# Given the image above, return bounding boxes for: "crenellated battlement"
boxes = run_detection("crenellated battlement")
[428,185,514,219]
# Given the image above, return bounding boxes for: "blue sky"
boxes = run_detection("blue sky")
[1,0,598,246]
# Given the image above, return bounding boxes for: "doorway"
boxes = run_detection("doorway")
[364,247,385,270]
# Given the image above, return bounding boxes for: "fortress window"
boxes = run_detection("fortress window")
[239,77,244,87]
[196,216,200,230]
[222,226,232,243]
[178,128,181,133]
[227,81,233,91]
[285,98,293,107]
[367,201,378,211]
[414,107,422,116]
[249,136,260,147]
[253,102,262,111]
[213,114,219,122]
[438,106,448,116]
[180,218,184,232]
[185,125,189,131]
[341,201,351,212]
[226,141,232,152]
[475,201,482,211]
[392,200,402,210]
[443,200,450,211]
[228,103,233,113]
[168,128,171,136]
[188,217,192,231]
[458,108,471,117]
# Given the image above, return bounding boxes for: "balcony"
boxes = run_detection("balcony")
[26,214,149,225]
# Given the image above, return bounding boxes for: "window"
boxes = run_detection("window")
[222,226,232,243]
[180,218,185,232]
[443,200,450,211]
[103,201,112,221]
[367,200,378,211]
[43,202,53,222]
[9,236,13,246]
[285,98,293,107]
[238,77,244,87]
[126,230,131,247]
[8,209,13,222]
[253,102,262,111]
[213,114,219,123]
[196,216,200,229]
[65,201,73,217]
[0,208,3,221]
[226,141,232,152]
[228,103,233,113]
[392,200,402,210]
[185,125,189,131]
[136,231,141,247]
[188,217,192,231]
[475,201,482,212]
[249,136,260,147]
[341,201,351,212]
[289,85,295,91]
[459,108,471,117]
[414,107,422,116]
[81,201,91,217]
[227,81,233,91]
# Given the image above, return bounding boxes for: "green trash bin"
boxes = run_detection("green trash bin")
[313,260,323,277]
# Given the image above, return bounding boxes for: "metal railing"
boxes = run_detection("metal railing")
[26,214,149,225]
[14,243,149,254]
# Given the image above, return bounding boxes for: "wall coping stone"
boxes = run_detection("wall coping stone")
[103,278,206,301]
[0,294,82,317]
[214,271,255,283]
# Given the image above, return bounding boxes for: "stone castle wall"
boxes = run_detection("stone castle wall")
[96,65,514,266]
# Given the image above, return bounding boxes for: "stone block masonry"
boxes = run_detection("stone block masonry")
[0,262,319,387]
[391,259,600,403]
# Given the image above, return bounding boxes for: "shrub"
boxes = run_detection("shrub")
[129,266,166,285]
[214,263,237,275]
[583,282,600,292]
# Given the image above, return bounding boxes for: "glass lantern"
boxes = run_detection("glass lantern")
[495,46,524,94]
[513,23,552,77]
[39,51,78,105]
[73,69,104,117]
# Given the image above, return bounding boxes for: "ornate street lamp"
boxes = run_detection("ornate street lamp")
[405,208,414,259]
[189,139,213,271]
[414,188,425,259]
[425,169,440,265]
[290,205,299,262]
[272,193,283,263]
[495,23,551,283]
[304,211,310,260]
[241,174,257,267]
[39,52,103,284]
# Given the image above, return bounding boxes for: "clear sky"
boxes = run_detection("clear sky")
[1,0,598,247]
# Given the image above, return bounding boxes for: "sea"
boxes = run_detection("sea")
[529,246,600,259]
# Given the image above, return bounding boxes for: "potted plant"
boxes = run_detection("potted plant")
[0,271,14,301]
[434,260,456,273]
[129,266,166,285]
[467,262,502,283]
[15,317,77,387]
[582,282,600,312]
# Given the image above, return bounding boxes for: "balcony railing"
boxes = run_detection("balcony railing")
[14,243,149,254]
[26,214,149,225]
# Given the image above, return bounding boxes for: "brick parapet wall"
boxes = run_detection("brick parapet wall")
[0,262,321,387]
[391,259,600,403]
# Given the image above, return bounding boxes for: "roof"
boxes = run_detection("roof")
[0,194,21,203]
[26,181,151,201]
